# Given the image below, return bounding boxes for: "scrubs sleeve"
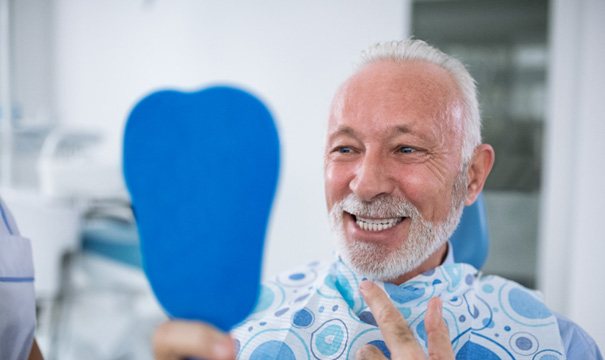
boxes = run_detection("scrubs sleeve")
[0,198,36,360]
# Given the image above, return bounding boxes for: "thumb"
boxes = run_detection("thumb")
[356,344,389,360]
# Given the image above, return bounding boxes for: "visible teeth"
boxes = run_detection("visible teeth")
[355,216,403,232]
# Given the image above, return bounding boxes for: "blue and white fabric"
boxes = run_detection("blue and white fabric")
[232,257,566,359]
[0,198,36,360]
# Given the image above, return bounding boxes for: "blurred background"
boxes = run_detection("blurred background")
[0,0,603,358]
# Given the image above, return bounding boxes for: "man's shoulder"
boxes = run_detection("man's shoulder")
[468,267,602,359]
[554,312,603,359]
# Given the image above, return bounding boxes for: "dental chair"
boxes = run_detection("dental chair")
[451,193,490,269]
[48,206,157,360]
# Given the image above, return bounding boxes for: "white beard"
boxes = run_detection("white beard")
[329,172,467,282]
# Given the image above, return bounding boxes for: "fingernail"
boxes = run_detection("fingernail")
[359,280,372,294]
[213,338,233,359]
[433,297,443,317]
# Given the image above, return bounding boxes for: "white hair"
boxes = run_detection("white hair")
[360,39,481,163]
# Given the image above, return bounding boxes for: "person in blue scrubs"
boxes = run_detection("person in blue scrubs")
[0,198,43,360]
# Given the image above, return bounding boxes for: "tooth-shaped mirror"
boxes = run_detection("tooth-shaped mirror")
[123,86,280,331]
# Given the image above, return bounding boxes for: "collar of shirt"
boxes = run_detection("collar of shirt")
[443,241,455,266]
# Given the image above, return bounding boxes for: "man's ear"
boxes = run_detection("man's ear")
[464,144,495,205]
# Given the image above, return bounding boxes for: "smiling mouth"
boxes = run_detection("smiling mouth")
[349,213,405,232]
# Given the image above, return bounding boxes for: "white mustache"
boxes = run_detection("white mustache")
[338,193,420,219]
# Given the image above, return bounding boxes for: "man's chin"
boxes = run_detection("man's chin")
[337,235,446,282]
[337,240,414,281]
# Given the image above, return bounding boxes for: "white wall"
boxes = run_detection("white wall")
[12,0,54,126]
[50,0,407,278]
[539,0,605,349]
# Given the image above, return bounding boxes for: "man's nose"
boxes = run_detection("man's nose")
[349,155,394,201]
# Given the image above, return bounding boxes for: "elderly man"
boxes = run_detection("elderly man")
[153,40,601,359]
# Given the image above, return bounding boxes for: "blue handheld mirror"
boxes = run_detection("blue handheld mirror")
[123,86,280,331]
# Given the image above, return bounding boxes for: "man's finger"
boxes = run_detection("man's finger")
[425,298,454,360]
[153,320,235,360]
[356,344,389,360]
[359,280,425,358]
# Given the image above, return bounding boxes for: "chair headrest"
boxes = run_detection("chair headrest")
[450,193,490,269]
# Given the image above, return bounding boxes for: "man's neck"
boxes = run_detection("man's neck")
[387,242,449,285]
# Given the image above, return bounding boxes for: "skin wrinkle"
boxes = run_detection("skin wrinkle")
[362,58,473,162]
[327,71,464,163]
[359,63,460,176]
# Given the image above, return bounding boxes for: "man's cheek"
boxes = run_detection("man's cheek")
[324,167,351,203]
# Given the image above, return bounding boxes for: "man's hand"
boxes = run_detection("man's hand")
[153,320,236,360]
[357,281,454,360]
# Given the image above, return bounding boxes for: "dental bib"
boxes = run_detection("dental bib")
[123,86,279,330]
[232,260,565,359]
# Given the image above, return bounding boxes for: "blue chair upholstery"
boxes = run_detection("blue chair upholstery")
[81,218,141,268]
[450,193,490,269]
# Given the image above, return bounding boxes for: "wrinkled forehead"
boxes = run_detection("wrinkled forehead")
[329,60,464,134]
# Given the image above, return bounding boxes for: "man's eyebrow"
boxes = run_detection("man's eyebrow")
[374,124,417,141]
[394,125,412,135]
[328,126,360,141]
[390,124,430,142]
[328,124,416,141]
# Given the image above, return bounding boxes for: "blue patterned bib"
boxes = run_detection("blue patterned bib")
[232,260,565,359]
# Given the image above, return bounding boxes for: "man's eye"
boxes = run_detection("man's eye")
[398,146,416,154]
[337,146,353,154]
